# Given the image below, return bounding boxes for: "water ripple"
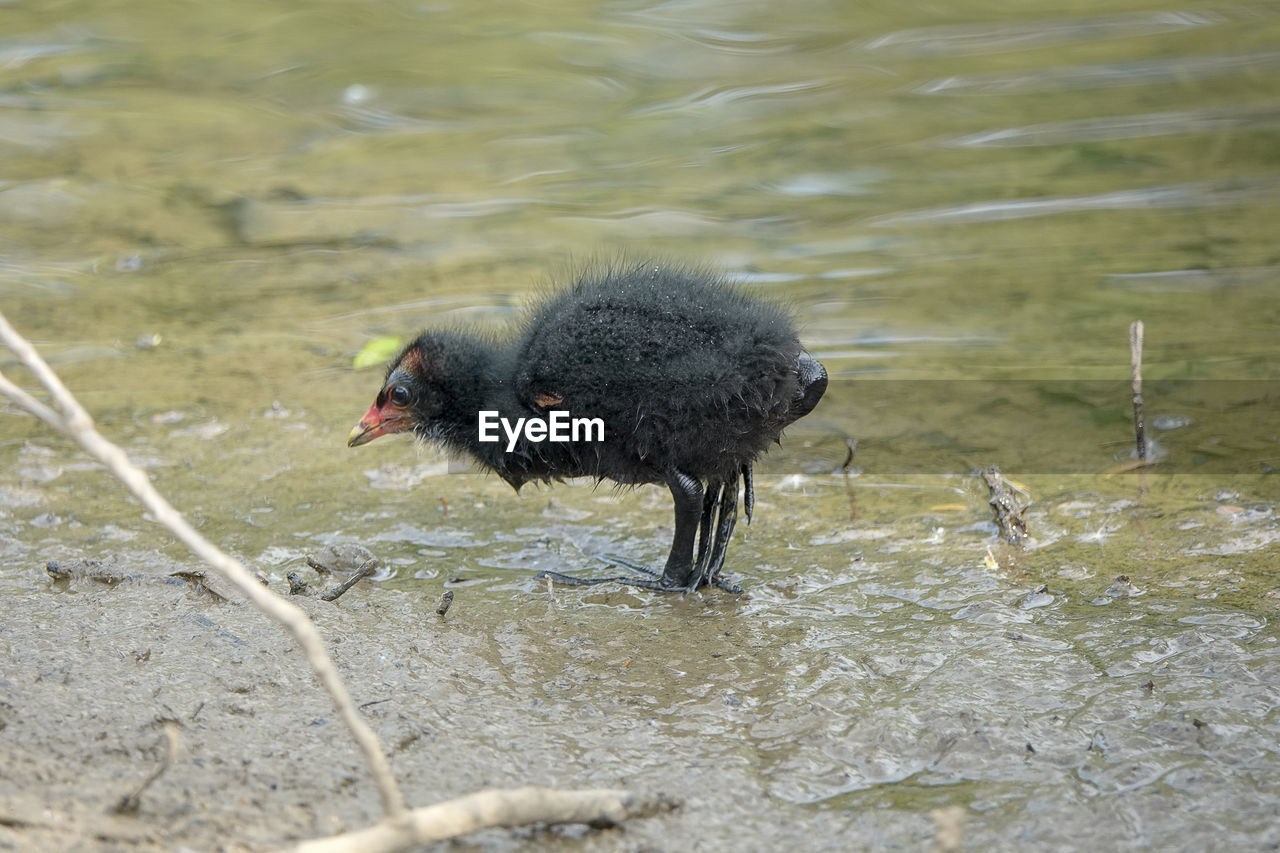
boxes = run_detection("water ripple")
[0,111,95,147]
[659,26,805,56]
[865,10,1225,56]
[628,79,831,116]
[555,207,725,232]
[873,177,1280,226]
[915,50,1280,96]
[0,39,83,70]
[765,168,886,196]
[233,195,561,245]
[940,103,1280,147]
[1103,265,1280,292]
[337,105,465,134]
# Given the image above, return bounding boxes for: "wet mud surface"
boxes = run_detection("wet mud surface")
[2,469,1278,851]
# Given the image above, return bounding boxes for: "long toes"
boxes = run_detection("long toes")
[595,554,662,578]
[537,565,743,594]
[536,570,625,587]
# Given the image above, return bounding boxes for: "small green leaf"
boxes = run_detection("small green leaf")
[353,336,403,369]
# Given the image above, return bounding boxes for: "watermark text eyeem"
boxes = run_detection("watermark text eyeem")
[478,410,604,452]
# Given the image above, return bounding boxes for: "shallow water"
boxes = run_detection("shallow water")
[1,1,1278,850]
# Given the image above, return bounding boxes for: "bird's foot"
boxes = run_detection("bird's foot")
[534,555,743,594]
[534,568,673,592]
[702,574,745,595]
[595,553,661,579]
[534,556,672,591]
[599,554,744,594]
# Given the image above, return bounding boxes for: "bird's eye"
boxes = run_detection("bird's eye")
[389,385,411,406]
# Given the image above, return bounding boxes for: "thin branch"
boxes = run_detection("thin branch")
[841,437,858,523]
[0,371,62,427]
[1129,320,1146,461]
[320,559,377,602]
[292,787,677,853]
[0,310,407,818]
[0,314,92,432]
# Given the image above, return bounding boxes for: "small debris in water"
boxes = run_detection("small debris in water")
[319,559,377,602]
[287,572,314,596]
[169,569,236,602]
[1105,574,1143,598]
[352,334,403,369]
[983,545,999,570]
[1020,585,1054,609]
[1153,413,1192,430]
[46,558,127,584]
[980,465,1030,545]
[307,543,381,576]
[446,576,486,587]
[1088,730,1109,753]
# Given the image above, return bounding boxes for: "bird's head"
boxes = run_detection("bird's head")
[347,332,485,448]
[347,352,421,448]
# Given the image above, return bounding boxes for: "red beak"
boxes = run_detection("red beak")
[347,402,411,447]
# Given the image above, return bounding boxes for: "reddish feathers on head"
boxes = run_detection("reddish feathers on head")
[396,345,425,380]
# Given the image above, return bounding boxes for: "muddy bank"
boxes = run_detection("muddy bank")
[2,467,1278,852]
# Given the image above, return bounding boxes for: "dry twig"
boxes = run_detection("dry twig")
[840,437,859,522]
[1129,320,1146,461]
[320,558,377,602]
[292,787,677,853]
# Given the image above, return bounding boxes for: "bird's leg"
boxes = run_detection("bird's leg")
[536,470,704,592]
[655,470,704,590]
[693,480,720,581]
[701,472,740,589]
[596,472,742,593]
[535,470,744,594]
[741,464,754,524]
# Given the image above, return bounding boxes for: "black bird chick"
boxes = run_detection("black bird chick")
[348,262,827,593]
